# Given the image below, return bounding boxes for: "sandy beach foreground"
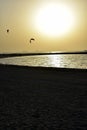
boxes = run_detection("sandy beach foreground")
[0,64,87,129]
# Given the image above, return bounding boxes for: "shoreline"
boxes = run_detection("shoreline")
[0,51,87,58]
[0,63,87,71]
[0,64,87,129]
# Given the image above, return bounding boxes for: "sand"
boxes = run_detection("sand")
[0,64,87,129]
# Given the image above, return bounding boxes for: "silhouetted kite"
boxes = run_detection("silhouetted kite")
[7,29,9,33]
[29,38,35,43]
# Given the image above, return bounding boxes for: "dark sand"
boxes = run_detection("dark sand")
[0,64,87,129]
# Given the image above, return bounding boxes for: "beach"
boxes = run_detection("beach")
[0,64,87,129]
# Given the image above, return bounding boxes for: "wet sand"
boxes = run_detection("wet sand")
[0,64,87,129]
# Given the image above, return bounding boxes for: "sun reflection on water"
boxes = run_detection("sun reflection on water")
[48,55,62,67]
[0,54,86,69]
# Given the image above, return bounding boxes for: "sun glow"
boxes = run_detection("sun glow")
[35,3,76,37]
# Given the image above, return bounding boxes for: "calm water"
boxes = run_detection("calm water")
[0,54,87,69]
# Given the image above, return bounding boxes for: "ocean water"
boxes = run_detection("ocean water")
[0,54,87,69]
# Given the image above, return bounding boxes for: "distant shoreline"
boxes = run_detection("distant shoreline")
[0,51,87,58]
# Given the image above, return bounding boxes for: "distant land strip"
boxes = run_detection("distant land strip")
[0,51,87,58]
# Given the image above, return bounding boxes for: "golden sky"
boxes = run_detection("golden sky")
[0,0,87,53]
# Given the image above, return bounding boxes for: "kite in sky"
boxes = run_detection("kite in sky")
[29,38,35,43]
[7,29,9,33]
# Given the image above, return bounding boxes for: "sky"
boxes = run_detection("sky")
[0,0,87,53]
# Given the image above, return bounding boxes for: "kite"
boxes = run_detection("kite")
[29,38,35,43]
[7,29,9,33]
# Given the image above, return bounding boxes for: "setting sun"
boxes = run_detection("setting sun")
[0,0,86,53]
[35,3,76,37]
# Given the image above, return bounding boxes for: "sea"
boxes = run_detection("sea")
[0,54,87,69]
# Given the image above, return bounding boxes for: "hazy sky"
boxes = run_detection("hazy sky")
[0,0,87,53]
